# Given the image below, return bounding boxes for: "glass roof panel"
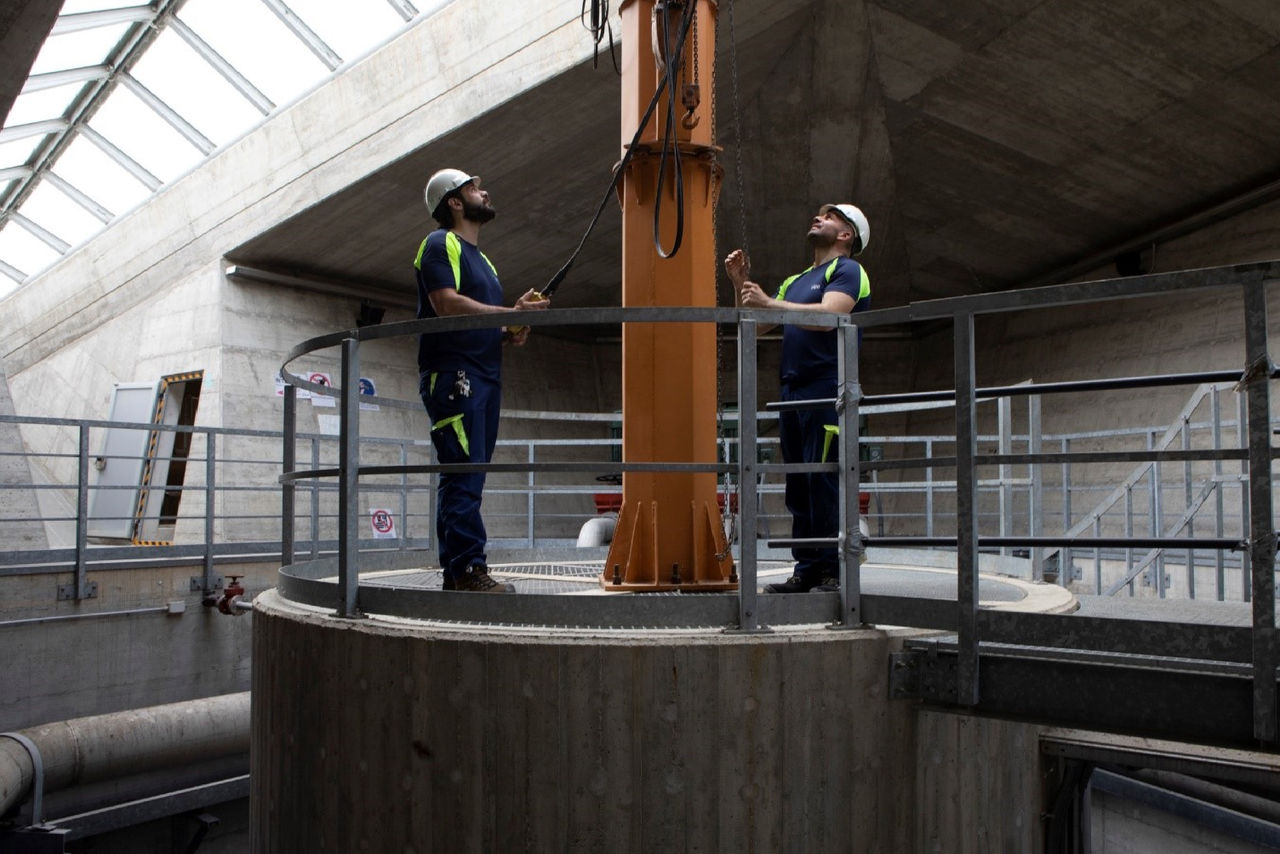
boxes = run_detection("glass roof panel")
[54,133,149,213]
[283,0,404,62]
[0,222,62,286]
[5,82,85,127]
[21,178,105,247]
[0,137,44,171]
[58,0,142,12]
[130,27,260,147]
[88,85,204,183]
[30,23,132,76]
[2,0,437,290]
[0,269,20,299]
[179,0,329,106]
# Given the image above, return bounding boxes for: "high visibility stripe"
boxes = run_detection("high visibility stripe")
[776,258,871,303]
[432,413,469,456]
[480,250,497,277]
[445,231,463,290]
[822,424,839,463]
[775,268,809,301]
[413,236,429,269]
[429,372,437,395]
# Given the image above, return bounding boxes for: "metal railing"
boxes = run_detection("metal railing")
[0,379,1265,601]
[275,259,1280,744]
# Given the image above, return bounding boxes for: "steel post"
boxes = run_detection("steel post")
[337,338,361,618]
[998,395,1012,555]
[203,431,216,594]
[734,319,762,631]
[1029,395,1043,581]
[310,439,320,558]
[1238,390,1252,602]
[925,438,934,538]
[527,444,535,547]
[1242,281,1276,744]
[74,425,89,599]
[1182,418,1195,598]
[282,385,296,566]
[1062,437,1072,585]
[1211,385,1225,600]
[954,311,980,705]
[835,320,863,629]
[1124,485,1134,596]
[399,442,408,543]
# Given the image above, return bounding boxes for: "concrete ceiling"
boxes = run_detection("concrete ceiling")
[43,0,1280,325]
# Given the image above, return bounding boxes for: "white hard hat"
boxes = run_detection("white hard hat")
[820,203,870,255]
[425,168,477,214]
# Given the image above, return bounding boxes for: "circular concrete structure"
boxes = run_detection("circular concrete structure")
[250,558,1073,852]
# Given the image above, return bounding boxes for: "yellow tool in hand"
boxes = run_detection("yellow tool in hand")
[507,289,548,338]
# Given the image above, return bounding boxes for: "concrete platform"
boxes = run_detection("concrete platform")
[251,553,1074,851]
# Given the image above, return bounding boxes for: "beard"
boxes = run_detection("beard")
[806,229,834,252]
[462,196,496,224]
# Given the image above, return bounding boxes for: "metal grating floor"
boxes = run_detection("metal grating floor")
[363,561,1032,601]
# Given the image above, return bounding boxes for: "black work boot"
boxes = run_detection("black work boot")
[764,575,820,594]
[447,563,515,593]
[811,576,841,592]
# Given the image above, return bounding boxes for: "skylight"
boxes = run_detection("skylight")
[0,0,435,299]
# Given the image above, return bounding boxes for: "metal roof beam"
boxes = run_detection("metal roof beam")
[0,119,69,144]
[0,259,30,284]
[168,15,274,116]
[44,171,114,224]
[51,6,157,35]
[0,167,34,183]
[384,0,419,22]
[258,0,342,71]
[79,126,162,191]
[21,65,111,94]
[10,211,71,254]
[119,73,215,155]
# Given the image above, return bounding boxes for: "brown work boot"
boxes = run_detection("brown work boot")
[447,563,515,593]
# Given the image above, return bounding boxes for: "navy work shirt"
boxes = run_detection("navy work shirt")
[414,229,505,386]
[776,255,871,386]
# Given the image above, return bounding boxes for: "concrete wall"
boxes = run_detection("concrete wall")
[0,369,47,551]
[0,560,262,732]
[251,591,920,853]
[915,710,1042,852]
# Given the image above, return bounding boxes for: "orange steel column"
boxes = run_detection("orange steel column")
[603,0,736,591]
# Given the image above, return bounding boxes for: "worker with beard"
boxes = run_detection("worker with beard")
[724,202,871,593]
[414,169,550,592]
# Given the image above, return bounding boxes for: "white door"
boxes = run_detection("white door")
[87,383,158,539]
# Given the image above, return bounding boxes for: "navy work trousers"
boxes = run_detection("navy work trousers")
[779,377,840,582]
[422,370,501,581]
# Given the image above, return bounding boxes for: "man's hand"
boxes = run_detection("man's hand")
[515,289,550,312]
[724,249,749,289]
[739,281,773,309]
[505,288,550,343]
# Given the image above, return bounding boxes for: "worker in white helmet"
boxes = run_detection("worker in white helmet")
[725,202,871,593]
[414,169,550,592]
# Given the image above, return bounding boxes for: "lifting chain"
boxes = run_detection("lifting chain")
[681,5,701,128]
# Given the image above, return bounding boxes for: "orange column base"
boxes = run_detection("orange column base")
[599,498,737,591]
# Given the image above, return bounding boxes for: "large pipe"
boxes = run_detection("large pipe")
[0,692,249,819]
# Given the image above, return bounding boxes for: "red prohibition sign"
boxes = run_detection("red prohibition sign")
[371,510,393,533]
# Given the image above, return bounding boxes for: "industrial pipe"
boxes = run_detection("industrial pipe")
[0,692,249,820]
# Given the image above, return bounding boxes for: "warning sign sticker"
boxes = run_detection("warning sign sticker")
[370,508,397,539]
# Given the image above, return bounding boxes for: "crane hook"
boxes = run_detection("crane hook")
[681,82,700,129]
